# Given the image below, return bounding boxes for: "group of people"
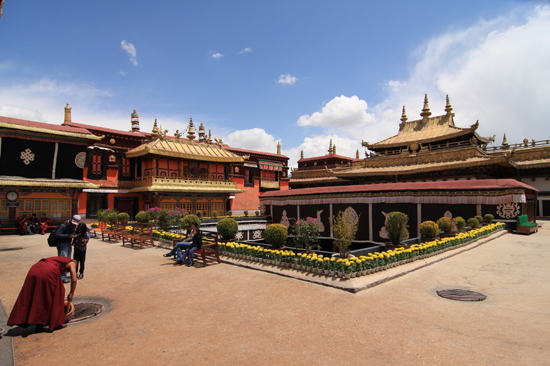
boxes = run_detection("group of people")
[163,223,203,266]
[16,213,51,235]
[7,214,89,333]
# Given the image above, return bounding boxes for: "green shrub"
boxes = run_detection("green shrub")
[212,211,218,219]
[420,221,439,238]
[386,211,409,246]
[265,224,288,248]
[157,209,171,232]
[244,210,249,217]
[475,215,484,225]
[117,212,130,223]
[196,211,203,219]
[106,210,119,224]
[97,209,106,222]
[217,218,239,240]
[454,216,466,231]
[135,210,151,223]
[467,217,480,228]
[436,217,454,234]
[484,214,494,224]
[255,211,260,217]
[181,214,200,230]
[227,211,232,217]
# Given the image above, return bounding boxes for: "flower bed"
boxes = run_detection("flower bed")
[218,222,506,279]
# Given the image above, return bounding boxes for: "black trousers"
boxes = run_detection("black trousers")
[73,248,87,275]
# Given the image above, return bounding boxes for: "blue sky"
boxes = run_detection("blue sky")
[1,1,549,169]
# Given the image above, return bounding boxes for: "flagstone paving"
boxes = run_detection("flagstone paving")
[1,222,549,365]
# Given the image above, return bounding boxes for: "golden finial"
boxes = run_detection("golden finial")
[277,142,281,155]
[198,123,206,141]
[444,95,454,116]
[301,150,304,159]
[186,117,196,141]
[64,102,72,123]
[151,118,159,136]
[502,134,509,149]
[333,145,336,155]
[420,94,431,120]
[399,106,407,130]
[523,138,528,148]
[328,139,333,154]
[174,130,181,139]
[356,150,359,159]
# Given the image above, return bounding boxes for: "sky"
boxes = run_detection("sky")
[1,1,549,170]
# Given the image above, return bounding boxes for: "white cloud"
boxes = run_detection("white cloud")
[120,40,138,66]
[239,48,253,54]
[297,95,375,130]
[277,74,297,85]
[224,128,280,153]
[371,5,550,145]
[212,52,224,59]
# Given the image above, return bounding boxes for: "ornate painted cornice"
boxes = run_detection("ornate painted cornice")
[0,121,104,141]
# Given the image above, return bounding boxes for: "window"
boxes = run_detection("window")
[88,153,106,179]
[119,156,132,181]
[244,168,254,187]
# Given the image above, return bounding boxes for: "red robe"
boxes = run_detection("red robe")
[39,216,51,234]
[8,257,74,331]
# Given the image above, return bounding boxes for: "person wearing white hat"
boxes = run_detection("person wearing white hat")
[54,215,80,283]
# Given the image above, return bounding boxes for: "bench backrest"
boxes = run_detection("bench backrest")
[518,214,529,225]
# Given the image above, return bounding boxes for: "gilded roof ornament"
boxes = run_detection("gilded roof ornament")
[64,102,72,123]
[198,122,206,141]
[174,130,181,139]
[444,95,454,117]
[328,139,333,154]
[277,142,281,155]
[186,117,196,141]
[420,94,432,120]
[151,119,160,139]
[301,150,304,159]
[502,133,509,148]
[399,106,407,130]
[214,135,223,146]
[356,150,359,159]
[333,145,336,155]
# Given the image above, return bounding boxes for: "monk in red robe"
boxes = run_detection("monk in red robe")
[8,257,77,332]
[16,215,30,235]
[39,214,51,235]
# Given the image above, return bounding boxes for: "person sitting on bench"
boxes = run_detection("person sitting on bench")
[163,223,197,263]
[181,227,202,267]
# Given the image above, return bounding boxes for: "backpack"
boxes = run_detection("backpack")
[47,231,57,247]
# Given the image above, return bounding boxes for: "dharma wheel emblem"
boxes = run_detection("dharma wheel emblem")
[75,152,86,169]
[496,203,520,219]
[20,148,35,165]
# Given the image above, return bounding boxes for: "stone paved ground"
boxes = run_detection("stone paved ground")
[1,222,549,366]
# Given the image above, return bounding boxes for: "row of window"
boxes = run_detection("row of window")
[158,200,225,217]
[0,199,72,223]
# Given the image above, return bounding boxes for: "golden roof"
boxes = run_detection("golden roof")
[126,138,244,163]
[364,95,490,150]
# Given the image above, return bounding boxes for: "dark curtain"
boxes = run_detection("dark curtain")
[0,137,56,178]
[55,143,87,179]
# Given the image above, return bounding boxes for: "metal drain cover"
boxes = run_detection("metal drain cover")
[437,289,487,301]
[67,302,104,323]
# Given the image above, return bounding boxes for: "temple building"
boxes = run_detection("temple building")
[289,95,550,218]
[0,104,289,229]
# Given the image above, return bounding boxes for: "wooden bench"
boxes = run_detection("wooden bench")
[122,223,155,249]
[101,221,127,242]
[171,230,220,267]
[517,214,538,235]
[91,222,107,238]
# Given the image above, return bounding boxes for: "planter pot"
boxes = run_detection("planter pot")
[344,273,351,279]
[329,270,335,276]
[385,243,408,251]
[351,272,356,278]
[421,237,437,243]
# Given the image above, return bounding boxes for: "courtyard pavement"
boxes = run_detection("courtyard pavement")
[1,222,549,365]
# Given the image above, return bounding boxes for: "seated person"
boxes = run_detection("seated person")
[181,227,202,266]
[163,223,197,262]
[17,215,33,235]
[29,214,40,234]
[39,214,51,235]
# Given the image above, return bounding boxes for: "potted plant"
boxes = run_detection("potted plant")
[181,214,201,232]
[419,220,439,242]
[484,214,494,224]
[454,216,466,232]
[385,211,409,250]
[436,217,455,237]
[331,210,360,258]
[217,218,239,241]
[265,224,288,249]
[467,217,480,229]
[475,215,485,226]
[135,210,151,223]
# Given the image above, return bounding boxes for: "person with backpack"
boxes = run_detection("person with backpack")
[55,215,79,283]
[73,222,90,280]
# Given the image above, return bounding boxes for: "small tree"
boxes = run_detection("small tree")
[135,210,151,223]
[244,210,249,217]
[227,211,233,217]
[484,214,494,224]
[217,218,239,240]
[211,211,218,219]
[386,211,409,246]
[181,214,200,231]
[467,217,480,228]
[474,215,484,225]
[265,224,288,249]
[106,209,119,224]
[157,209,171,232]
[255,210,260,217]
[420,221,439,238]
[331,210,360,258]
[117,212,130,224]
[436,217,454,234]
[148,207,161,221]
[454,216,466,231]
[196,211,203,219]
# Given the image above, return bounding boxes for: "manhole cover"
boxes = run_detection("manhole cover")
[67,302,105,323]
[0,247,23,252]
[437,289,486,301]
